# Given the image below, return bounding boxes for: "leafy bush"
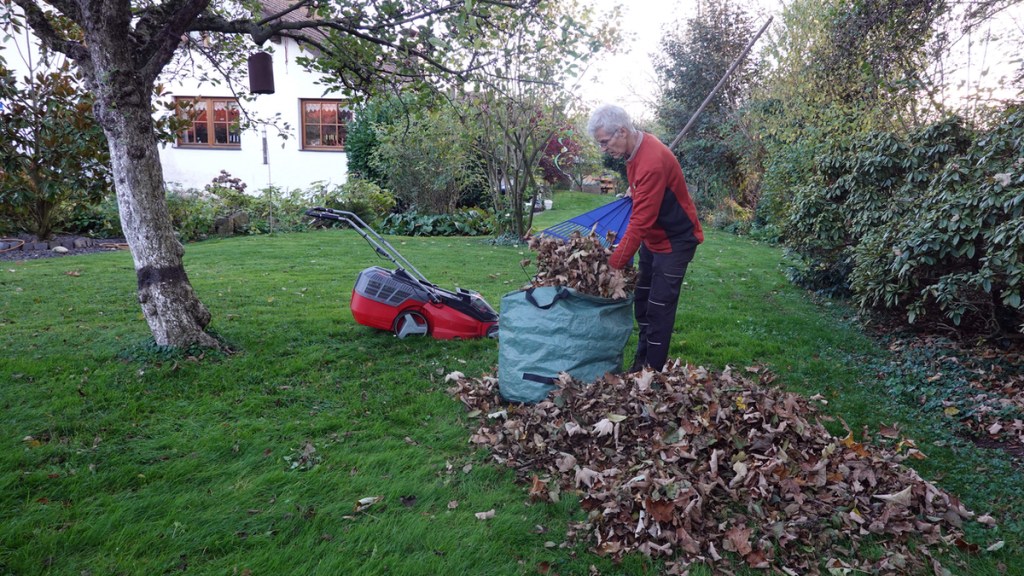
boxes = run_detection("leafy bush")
[781,117,971,296]
[165,187,219,242]
[0,59,111,240]
[344,96,408,189]
[204,170,251,211]
[161,185,308,241]
[182,173,311,236]
[58,194,122,238]
[851,106,1024,335]
[371,104,485,214]
[306,178,396,226]
[246,186,314,234]
[773,106,1024,336]
[380,208,492,237]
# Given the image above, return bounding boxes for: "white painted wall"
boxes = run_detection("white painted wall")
[2,27,350,195]
[158,37,351,194]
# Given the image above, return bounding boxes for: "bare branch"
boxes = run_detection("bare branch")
[188,14,467,77]
[139,0,212,85]
[10,0,88,61]
[255,0,315,27]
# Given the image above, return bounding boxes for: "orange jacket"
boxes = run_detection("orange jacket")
[609,133,704,269]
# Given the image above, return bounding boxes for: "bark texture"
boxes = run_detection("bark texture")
[75,0,219,349]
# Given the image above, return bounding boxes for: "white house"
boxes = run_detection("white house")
[2,2,354,195]
[157,36,353,193]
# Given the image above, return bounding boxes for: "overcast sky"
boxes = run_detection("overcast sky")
[576,0,1022,123]
[575,0,783,122]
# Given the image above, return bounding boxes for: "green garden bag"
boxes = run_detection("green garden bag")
[498,286,634,404]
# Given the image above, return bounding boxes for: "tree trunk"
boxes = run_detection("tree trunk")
[102,99,219,349]
[80,10,219,350]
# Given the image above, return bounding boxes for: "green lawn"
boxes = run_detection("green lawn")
[1,190,1021,575]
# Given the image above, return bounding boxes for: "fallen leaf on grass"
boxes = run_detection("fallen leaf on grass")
[977,513,997,526]
[283,441,320,471]
[555,452,576,472]
[474,509,495,520]
[446,361,989,573]
[878,423,901,438]
[529,475,548,501]
[575,467,601,488]
[354,496,383,513]
[645,497,675,523]
[592,419,614,437]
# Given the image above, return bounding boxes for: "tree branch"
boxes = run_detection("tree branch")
[188,14,467,77]
[138,0,212,85]
[10,0,89,61]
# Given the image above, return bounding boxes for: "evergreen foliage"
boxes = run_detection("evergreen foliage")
[0,57,111,239]
[653,0,760,218]
[344,96,410,189]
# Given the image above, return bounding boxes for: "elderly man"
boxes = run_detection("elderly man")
[587,104,704,372]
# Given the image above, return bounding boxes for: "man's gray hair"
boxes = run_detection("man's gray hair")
[587,104,635,138]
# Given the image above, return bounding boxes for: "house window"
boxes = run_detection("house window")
[301,99,353,151]
[175,97,241,148]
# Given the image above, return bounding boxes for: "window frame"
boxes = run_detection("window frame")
[300,99,353,152]
[174,96,242,149]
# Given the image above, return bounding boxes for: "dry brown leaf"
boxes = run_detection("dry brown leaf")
[446,362,985,573]
[529,475,548,501]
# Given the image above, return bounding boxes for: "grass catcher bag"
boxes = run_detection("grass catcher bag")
[498,286,633,404]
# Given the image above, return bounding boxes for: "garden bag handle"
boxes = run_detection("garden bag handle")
[524,286,571,310]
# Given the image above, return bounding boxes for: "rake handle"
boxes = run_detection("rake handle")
[667,16,774,152]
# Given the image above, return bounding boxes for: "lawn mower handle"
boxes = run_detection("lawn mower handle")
[305,207,432,286]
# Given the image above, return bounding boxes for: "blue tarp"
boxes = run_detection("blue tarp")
[540,197,632,248]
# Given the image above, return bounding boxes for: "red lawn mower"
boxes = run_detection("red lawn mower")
[305,207,499,340]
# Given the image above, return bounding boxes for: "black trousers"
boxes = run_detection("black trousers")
[629,245,693,372]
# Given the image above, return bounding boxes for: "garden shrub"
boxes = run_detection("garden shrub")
[372,105,485,214]
[305,178,396,226]
[58,194,122,238]
[380,208,492,237]
[851,106,1024,335]
[35,173,397,242]
[0,59,112,240]
[204,170,250,207]
[781,116,971,296]
[774,106,1023,336]
[246,186,312,234]
[165,186,219,241]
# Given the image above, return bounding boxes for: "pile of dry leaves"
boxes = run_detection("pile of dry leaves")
[524,231,636,299]
[447,363,998,574]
